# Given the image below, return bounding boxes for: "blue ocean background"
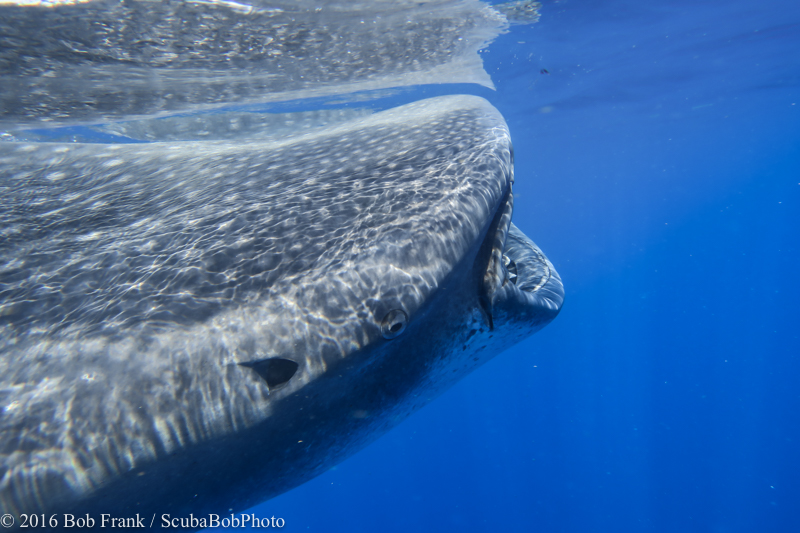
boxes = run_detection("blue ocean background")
[7,0,795,530]
[231,0,800,531]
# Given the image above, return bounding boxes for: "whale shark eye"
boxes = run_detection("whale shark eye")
[381,309,408,339]
[503,254,518,285]
[239,358,299,390]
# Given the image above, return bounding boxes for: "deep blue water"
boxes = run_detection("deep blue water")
[3,0,797,531]
[238,1,800,531]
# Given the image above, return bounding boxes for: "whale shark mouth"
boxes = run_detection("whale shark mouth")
[476,185,564,329]
[474,183,514,329]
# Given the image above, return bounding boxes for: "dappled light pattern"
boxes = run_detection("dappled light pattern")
[0,95,516,515]
[0,0,506,123]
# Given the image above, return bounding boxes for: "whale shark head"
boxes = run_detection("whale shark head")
[0,95,562,520]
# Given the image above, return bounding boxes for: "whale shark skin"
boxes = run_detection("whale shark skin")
[0,95,563,526]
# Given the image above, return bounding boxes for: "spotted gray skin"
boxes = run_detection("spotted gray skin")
[0,0,505,124]
[0,95,563,528]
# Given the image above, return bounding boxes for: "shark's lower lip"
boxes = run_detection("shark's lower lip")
[497,223,565,323]
[503,225,552,294]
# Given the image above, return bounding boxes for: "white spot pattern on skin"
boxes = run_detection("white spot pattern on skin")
[0,1,507,123]
[0,95,513,514]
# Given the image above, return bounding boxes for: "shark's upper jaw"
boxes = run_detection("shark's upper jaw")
[480,185,515,317]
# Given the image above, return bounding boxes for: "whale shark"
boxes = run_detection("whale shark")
[0,94,562,527]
